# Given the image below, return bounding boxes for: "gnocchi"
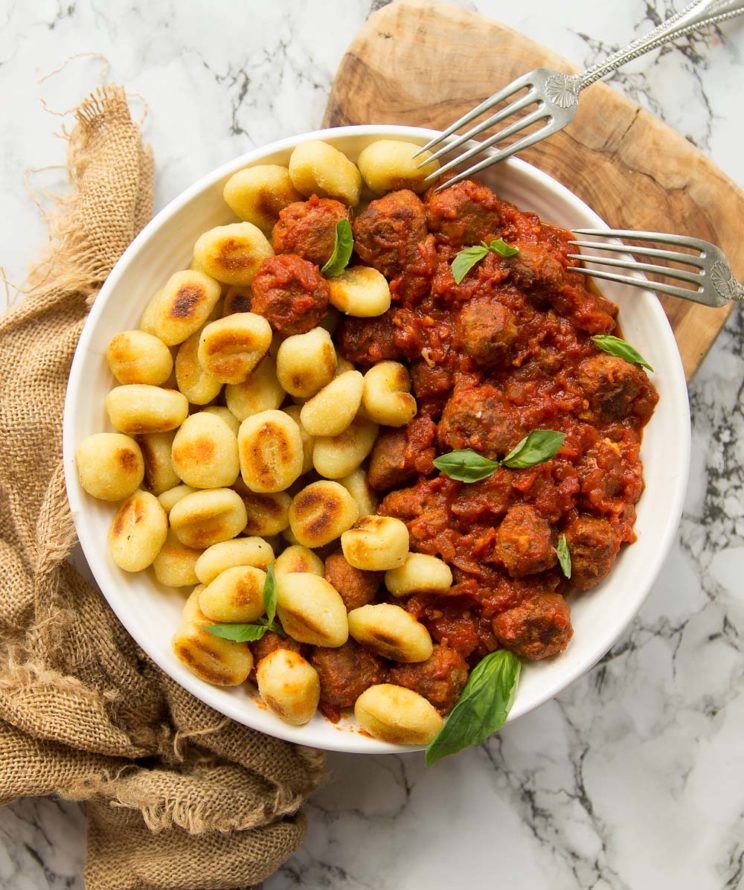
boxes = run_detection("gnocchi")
[328,266,391,317]
[238,410,304,493]
[197,312,272,385]
[357,139,439,194]
[106,330,173,385]
[192,222,274,286]
[157,484,195,515]
[288,481,359,548]
[276,327,337,398]
[341,515,409,571]
[282,404,314,474]
[288,140,362,206]
[348,603,433,662]
[225,356,284,422]
[169,488,247,549]
[139,270,222,345]
[354,684,443,745]
[106,385,188,436]
[138,430,180,495]
[299,371,364,437]
[152,530,201,587]
[385,553,453,596]
[273,544,324,577]
[312,416,379,479]
[108,490,168,572]
[198,565,266,623]
[195,536,275,585]
[223,164,302,234]
[338,468,377,518]
[241,490,291,536]
[256,648,320,725]
[174,331,223,405]
[275,572,349,647]
[75,433,144,501]
[202,406,240,436]
[171,412,240,489]
[362,361,417,427]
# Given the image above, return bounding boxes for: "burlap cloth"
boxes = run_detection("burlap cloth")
[0,85,325,889]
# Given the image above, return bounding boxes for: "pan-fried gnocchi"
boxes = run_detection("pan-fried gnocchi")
[193,222,274,286]
[256,649,320,725]
[288,140,362,206]
[357,139,439,194]
[82,138,478,747]
[223,165,302,234]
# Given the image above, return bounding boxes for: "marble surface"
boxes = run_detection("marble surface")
[1,0,743,887]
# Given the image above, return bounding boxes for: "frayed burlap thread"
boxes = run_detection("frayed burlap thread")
[0,85,325,889]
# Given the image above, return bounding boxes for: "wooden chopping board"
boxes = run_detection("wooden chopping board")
[324,0,744,380]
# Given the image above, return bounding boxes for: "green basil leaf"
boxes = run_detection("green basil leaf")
[555,533,572,579]
[204,623,269,642]
[451,245,489,284]
[500,429,565,469]
[321,219,354,277]
[263,565,277,625]
[488,238,520,257]
[433,448,500,483]
[590,334,654,372]
[425,649,521,766]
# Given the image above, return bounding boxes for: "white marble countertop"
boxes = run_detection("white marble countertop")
[1,1,743,888]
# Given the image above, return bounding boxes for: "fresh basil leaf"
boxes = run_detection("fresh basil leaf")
[263,565,277,625]
[451,245,489,284]
[426,649,521,766]
[590,334,654,372]
[433,448,500,483]
[204,623,269,642]
[488,238,520,258]
[500,430,565,469]
[321,219,354,277]
[555,533,571,579]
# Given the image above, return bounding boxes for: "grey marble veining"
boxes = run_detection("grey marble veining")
[1,1,743,888]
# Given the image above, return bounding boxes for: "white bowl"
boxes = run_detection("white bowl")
[63,125,690,754]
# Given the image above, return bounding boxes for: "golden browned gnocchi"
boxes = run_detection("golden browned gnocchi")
[137,430,180,495]
[299,370,364,437]
[223,164,302,234]
[202,406,240,435]
[341,515,409,571]
[356,139,439,195]
[338,468,377,518]
[241,490,291,536]
[174,330,223,405]
[157,484,196,514]
[273,544,324,577]
[106,330,173,385]
[108,490,168,572]
[328,266,391,317]
[288,481,359,548]
[171,412,240,489]
[288,140,362,206]
[362,361,417,427]
[192,222,274,286]
[275,572,349,647]
[106,385,188,436]
[385,553,453,597]
[276,327,337,398]
[282,404,314,474]
[152,530,201,587]
[354,684,443,745]
[169,488,247,549]
[225,355,284,421]
[75,433,144,501]
[195,536,275,585]
[140,270,222,345]
[256,648,320,725]
[312,416,379,479]
[348,603,433,662]
[238,410,304,493]
[198,565,266,623]
[197,313,272,385]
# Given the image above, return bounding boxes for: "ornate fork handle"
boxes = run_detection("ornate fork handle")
[577,0,744,90]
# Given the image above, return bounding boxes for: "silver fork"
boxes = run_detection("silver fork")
[568,229,744,308]
[416,0,744,190]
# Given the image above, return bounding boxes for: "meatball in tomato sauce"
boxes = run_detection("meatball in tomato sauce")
[425,179,502,246]
[353,189,428,279]
[251,254,329,335]
[310,640,387,714]
[389,645,469,715]
[272,195,351,267]
[491,593,573,660]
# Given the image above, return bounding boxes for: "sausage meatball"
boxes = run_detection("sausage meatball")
[456,298,518,367]
[388,644,469,714]
[310,640,387,710]
[251,254,330,335]
[272,195,351,267]
[324,551,381,611]
[491,593,572,660]
[493,505,556,577]
[368,416,437,492]
[509,243,566,294]
[337,313,402,366]
[564,514,621,591]
[425,179,502,246]
[578,353,648,423]
[438,383,525,459]
[353,189,428,279]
